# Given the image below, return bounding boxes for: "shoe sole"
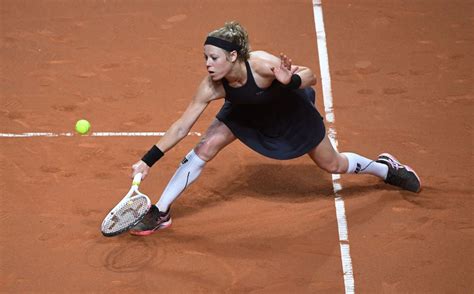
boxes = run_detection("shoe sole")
[129,219,172,236]
[378,153,422,193]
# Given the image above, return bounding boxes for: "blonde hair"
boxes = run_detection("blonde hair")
[208,21,250,61]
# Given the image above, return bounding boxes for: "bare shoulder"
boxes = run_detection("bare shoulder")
[249,51,280,78]
[194,76,225,103]
[250,50,280,63]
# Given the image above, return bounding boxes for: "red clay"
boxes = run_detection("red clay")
[1,0,472,293]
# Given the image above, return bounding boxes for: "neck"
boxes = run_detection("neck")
[225,61,246,86]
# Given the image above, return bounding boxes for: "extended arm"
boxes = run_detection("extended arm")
[132,77,222,179]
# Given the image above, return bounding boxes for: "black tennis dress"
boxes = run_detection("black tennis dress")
[216,61,326,160]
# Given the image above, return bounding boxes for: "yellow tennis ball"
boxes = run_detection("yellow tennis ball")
[75,119,91,135]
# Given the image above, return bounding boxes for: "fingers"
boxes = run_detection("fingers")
[279,53,292,70]
[131,160,149,179]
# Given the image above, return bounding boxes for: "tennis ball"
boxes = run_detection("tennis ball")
[75,119,91,135]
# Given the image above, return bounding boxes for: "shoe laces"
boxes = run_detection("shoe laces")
[385,158,403,170]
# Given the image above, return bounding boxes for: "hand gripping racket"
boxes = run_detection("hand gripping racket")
[101,173,151,237]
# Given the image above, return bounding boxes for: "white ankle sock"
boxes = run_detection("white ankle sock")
[156,149,206,212]
[341,152,388,179]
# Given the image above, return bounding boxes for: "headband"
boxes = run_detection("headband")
[204,36,241,52]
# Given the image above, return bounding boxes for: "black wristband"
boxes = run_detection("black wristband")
[282,74,302,90]
[141,145,164,167]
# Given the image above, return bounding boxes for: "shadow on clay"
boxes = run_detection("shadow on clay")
[223,163,334,200]
[174,163,426,218]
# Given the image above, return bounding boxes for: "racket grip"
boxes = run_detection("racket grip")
[133,173,143,186]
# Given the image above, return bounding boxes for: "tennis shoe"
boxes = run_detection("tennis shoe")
[129,205,172,236]
[376,153,421,193]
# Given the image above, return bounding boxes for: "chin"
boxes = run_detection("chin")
[210,74,221,81]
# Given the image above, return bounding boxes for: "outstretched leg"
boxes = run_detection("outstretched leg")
[308,135,420,192]
[308,135,388,177]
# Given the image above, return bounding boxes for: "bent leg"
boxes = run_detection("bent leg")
[157,119,235,212]
[308,135,388,178]
[194,118,236,161]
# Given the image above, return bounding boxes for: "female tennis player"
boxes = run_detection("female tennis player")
[129,21,421,236]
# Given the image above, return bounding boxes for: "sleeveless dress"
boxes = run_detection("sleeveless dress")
[216,61,326,160]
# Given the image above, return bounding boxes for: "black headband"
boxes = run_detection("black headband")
[204,36,241,52]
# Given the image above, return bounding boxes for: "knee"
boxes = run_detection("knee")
[319,161,340,174]
[318,156,346,174]
[194,120,234,161]
[194,136,221,161]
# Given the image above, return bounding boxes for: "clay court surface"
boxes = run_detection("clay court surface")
[1,0,473,293]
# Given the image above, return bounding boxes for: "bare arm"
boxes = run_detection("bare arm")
[272,53,317,88]
[156,92,209,153]
[253,51,317,88]
[293,65,317,88]
[132,77,223,178]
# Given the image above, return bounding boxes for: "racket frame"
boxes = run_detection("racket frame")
[101,173,152,237]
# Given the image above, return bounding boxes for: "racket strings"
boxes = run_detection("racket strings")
[103,196,150,234]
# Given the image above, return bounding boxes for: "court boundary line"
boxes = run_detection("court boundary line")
[312,1,355,293]
[0,132,202,138]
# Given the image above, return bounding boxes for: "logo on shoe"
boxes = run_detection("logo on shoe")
[181,157,189,165]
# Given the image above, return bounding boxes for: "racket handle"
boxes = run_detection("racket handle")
[132,173,143,186]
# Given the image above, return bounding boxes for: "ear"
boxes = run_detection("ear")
[229,50,238,62]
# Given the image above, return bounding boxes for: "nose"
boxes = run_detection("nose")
[206,58,212,67]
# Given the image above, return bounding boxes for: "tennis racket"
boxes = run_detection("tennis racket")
[101,173,151,237]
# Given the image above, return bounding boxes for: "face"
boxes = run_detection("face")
[203,45,234,81]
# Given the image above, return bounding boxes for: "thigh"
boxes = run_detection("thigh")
[195,119,236,161]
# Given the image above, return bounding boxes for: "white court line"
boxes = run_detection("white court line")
[312,1,355,293]
[0,132,202,138]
